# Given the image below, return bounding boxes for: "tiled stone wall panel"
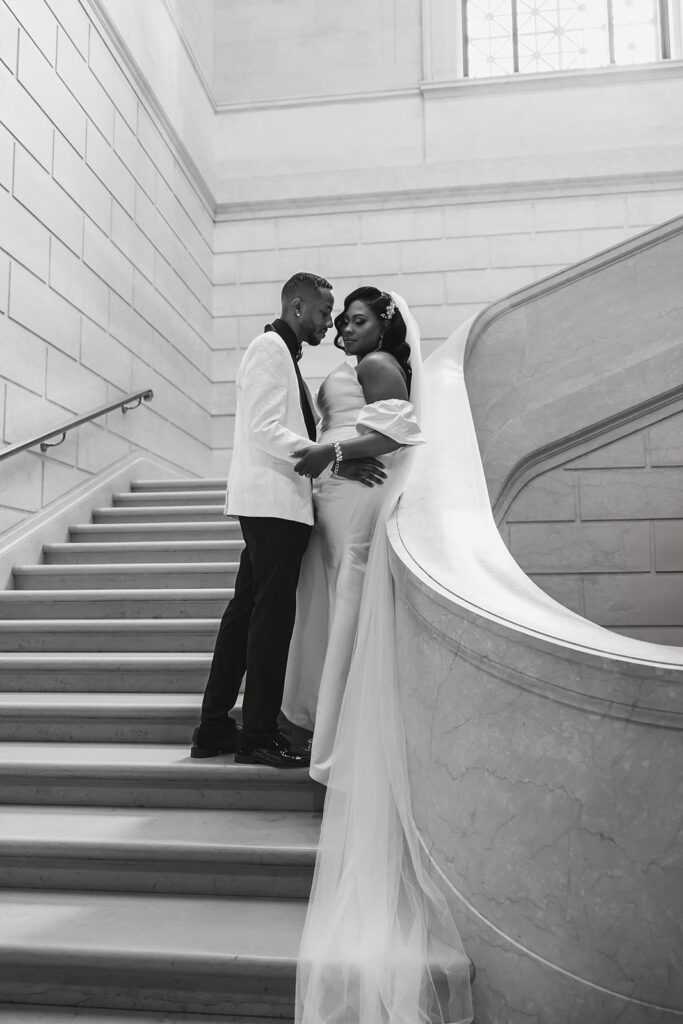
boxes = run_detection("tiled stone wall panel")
[4,0,56,64]
[566,433,646,469]
[88,29,137,130]
[506,411,683,640]
[80,319,132,393]
[3,320,47,393]
[136,105,174,185]
[579,467,683,520]
[0,251,9,312]
[46,346,108,413]
[654,521,683,572]
[49,0,89,57]
[53,131,112,233]
[0,1,18,72]
[111,201,155,281]
[83,219,134,303]
[57,29,114,143]
[509,521,651,574]
[584,573,683,626]
[114,113,155,199]
[86,119,135,215]
[0,187,51,280]
[42,456,90,504]
[9,262,81,357]
[0,60,53,170]
[0,124,13,190]
[502,471,577,523]
[4,383,70,442]
[50,236,109,328]
[13,143,83,256]
[76,420,131,474]
[1,450,44,511]
[18,30,85,154]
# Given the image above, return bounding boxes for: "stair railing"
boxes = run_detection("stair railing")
[0,388,154,464]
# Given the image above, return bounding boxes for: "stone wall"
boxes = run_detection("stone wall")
[212,186,683,457]
[503,408,683,646]
[0,0,214,538]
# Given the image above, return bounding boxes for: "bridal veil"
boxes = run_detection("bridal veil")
[296,293,474,1024]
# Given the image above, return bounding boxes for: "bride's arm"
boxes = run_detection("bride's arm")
[292,354,414,477]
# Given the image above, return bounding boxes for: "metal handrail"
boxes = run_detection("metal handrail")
[0,388,154,464]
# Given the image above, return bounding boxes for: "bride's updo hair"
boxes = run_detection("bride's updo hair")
[333,287,412,394]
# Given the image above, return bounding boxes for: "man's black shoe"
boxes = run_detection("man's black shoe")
[190,725,240,759]
[234,730,310,769]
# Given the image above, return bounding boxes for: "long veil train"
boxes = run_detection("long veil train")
[296,293,473,1024]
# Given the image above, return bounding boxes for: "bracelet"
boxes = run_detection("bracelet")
[332,440,343,475]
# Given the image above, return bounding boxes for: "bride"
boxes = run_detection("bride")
[283,289,474,1024]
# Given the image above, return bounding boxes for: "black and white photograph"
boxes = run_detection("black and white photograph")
[0,1,682,1022]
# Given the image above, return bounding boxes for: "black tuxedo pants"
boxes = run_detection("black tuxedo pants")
[199,515,312,742]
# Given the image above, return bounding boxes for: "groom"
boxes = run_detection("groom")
[191,272,386,768]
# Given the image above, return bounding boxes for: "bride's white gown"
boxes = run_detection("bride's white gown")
[282,293,473,1024]
[282,360,423,784]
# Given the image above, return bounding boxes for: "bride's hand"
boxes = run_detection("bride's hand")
[291,443,334,478]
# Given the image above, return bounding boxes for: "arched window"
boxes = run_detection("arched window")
[462,0,679,78]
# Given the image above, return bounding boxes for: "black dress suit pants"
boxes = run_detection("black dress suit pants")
[199,515,312,743]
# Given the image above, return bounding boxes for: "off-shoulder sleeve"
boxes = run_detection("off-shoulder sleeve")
[355,399,425,446]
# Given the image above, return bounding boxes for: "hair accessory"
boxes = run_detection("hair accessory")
[380,295,396,322]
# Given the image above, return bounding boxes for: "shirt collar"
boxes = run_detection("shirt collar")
[266,318,303,362]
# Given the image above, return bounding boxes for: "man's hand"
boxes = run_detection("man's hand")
[336,457,387,488]
[291,443,334,479]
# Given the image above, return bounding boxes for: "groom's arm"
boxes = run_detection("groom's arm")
[242,335,311,464]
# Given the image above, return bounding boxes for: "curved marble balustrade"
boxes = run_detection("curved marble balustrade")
[388,318,683,1023]
[464,215,683,512]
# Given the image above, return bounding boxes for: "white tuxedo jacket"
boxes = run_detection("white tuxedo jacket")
[226,331,317,525]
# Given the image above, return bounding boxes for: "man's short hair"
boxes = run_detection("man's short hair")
[281,272,332,306]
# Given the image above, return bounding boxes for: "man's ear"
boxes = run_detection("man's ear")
[292,297,303,318]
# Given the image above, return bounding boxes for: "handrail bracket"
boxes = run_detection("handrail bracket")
[40,432,67,453]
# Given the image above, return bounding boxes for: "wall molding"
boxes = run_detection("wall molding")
[216,86,418,114]
[159,0,216,109]
[212,60,683,114]
[215,169,683,222]
[85,0,216,215]
[493,384,683,526]
[421,57,683,99]
[466,213,683,363]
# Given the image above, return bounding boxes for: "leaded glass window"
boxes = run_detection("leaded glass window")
[463,0,673,78]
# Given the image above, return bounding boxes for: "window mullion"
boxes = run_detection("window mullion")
[659,0,671,58]
[511,0,520,73]
[606,0,616,64]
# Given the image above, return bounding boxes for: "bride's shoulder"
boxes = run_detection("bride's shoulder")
[356,351,408,402]
[357,351,406,384]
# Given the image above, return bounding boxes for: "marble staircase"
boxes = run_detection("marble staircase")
[0,478,323,1022]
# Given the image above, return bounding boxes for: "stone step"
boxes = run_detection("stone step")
[92,506,226,524]
[69,522,241,543]
[0,691,206,742]
[0,805,318,898]
[44,541,244,565]
[0,1007,289,1023]
[0,652,212,690]
[0,589,233,619]
[13,563,240,591]
[0,890,304,1016]
[0,744,323,810]
[113,491,226,507]
[0,619,220,654]
[131,478,227,492]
